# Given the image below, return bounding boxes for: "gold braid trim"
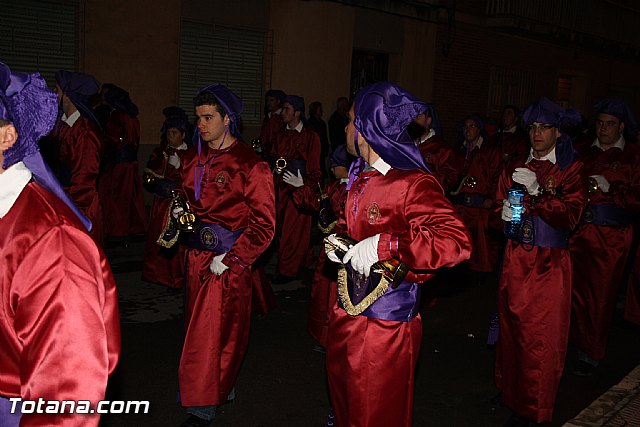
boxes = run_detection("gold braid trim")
[144,167,165,179]
[336,266,390,316]
[317,220,337,234]
[156,199,180,248]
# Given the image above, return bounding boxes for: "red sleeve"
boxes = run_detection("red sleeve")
[532,161,586,230]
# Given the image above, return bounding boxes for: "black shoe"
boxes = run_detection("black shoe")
[270,274,296,284]
[573,360,596,376]
[179,414,212,427]
[503,413,530,427]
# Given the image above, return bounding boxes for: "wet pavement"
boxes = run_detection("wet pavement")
[100,236,640,426]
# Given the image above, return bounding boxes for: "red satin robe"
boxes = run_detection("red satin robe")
[99,110,147,237]
[271,124,322,277]
[326,168,472,427]
[494,157,586,423]
[492,128,530,166]
[178,140,275,406]
[293,178,348,347]
[0,181,120,427]
[55,116,105,245]
[417,134,457,192]
[570,142,640,360]
[452,140,503,272]
[141,145,186,288]
[260,112,285,157]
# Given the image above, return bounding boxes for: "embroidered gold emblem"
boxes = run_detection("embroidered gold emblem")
[611,161,620,171]
[424,153,431,163]
[367,203,381,224]
[215,172,226,184]
[545,176,556,195]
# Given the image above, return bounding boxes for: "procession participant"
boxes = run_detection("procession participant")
[496,97,586,426]
[325,81,472,427]
[177,83,275,427]
[270,94,322,284]
[51,70,105,245]
[0,62,120,427]
[141,106,190,288]
[569,98,640,375]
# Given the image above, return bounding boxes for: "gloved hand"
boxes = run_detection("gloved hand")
[501,199,513,221]
[591,175,610,193]
[325,234,350,263]
[512,168,540,195]
[282,170,304,188]
[168,153,181,169]
[209,253,229,275]
[343,234,380,277]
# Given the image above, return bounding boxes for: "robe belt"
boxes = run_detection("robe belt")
[282,159,307,177]
[186,222,244,254]
[339,274,421,322]
[108,147,138,164]
[0,395,21,427]
[450,192,487,208]
[509,215,569,249]
[581,204,631,227]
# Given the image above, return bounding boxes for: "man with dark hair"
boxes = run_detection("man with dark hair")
[270,95,322,284]
[328,96,349,151]
[258,89,286,157]
[492,104,530,166]
[176,84,275,427]
[0,62,120,427]
[324,82,471,427]
[496,97,586,426]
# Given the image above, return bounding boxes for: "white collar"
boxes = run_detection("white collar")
[503,125,517,134]
[287,121,304,133]
[593,135,626,151]
[62,110,81,127]
[418,129,436,145]
[526,147,557,164]
[464,135,483,149]
[172,142,188,151]
[370,157,392,175]
[0,162,32,218]
[339,177,349,184]
[267,108,282,119]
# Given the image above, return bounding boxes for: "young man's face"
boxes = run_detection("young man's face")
[195,104,228,145]
[166,127,185,148]
[502,108,517,128]
[529,122,560,158]
[281,102,299,125]
[596,113,624,146]
[266,96,280,113]
[463,119,481,143]
[345,104,359,156]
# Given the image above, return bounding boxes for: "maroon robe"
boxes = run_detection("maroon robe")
[294,178,348,347]
[451,139,503,272]
[570,141,640,360]
[271,124,322,277]
[55,116,105,245]
[492,128,530,166]
[141,144,186,288]
[326,168,471,427]
[0,181,120,427]
[416,134,457,192]
[260,112,285,157]
[99,110,147,237]
[495,156,586,423]
[178,140,275,406]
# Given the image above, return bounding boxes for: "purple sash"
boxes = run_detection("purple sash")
[582,204,631,227]
[0,396,21,427]
[339,267,421,322]
[284,159,307,177]
[186,222,244,254]
[509,215,569,249]
[450,192,487,208]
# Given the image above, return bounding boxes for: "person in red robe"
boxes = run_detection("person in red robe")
[141,106,190,288]
[99,84,147,245]
[0,62,120,427]
[451,115,504,279]
[270,95,322,284]
[50,70,105,246]
[176,84,275,427]
[409,104,458,192]
[495,97,586,426]
[569,99,640,375]
[258,89,286,160]
[491,105,530,166]
[324,82,472,427]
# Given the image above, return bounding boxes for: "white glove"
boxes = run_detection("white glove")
[501,199,513,221]
[168,153,181,169]
[282,170,304,188]
[512,168,540,195]
[326,234,350,263]
[591,175,610,193]
[343,234,380,277]
[209,253,229,275]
